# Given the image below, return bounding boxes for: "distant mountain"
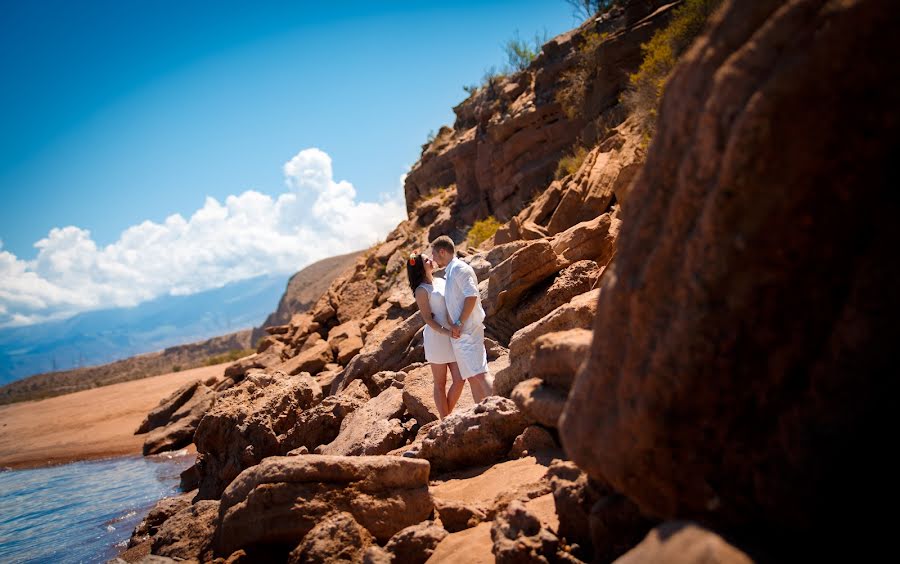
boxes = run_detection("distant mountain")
[251,250,362,344]
[0,329,253,405]
[0,274,288,385]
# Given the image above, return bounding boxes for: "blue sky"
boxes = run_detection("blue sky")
[0,0,578,326]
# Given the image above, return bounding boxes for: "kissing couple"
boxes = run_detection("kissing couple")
[406,235,493,418]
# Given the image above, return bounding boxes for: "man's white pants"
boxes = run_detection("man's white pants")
[451,324,488,379]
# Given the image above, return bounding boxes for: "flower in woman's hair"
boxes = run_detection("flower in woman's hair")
[409,256,417,266]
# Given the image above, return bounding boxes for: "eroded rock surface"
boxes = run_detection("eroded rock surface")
[317,387,408,456]
[281,395,365,454]
[287,511,374,564]
[194,372,322,499]
[135,380,201,435]
[615,522,752,564]
[416,397,529,472]
[383,520,448,564]
[495,290,599,397]
[215,455,433,554]
[150,500,219,561]
[561,0,899,547]
[143,384,215,455]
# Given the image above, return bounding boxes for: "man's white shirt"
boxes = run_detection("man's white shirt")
[444,256,485,332]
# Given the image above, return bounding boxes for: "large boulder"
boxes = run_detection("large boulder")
[509,330,592,430]
[341,313,424,391]
[128,493,194,548]
[281,395,366,454]
[277,340,333,376]
[150,500,219,561]
[561,0,899,551]
[335,278,378,324]
[223,350,282,381]
[494,289,599,398]
[514,259,603,329]
[317,387,408,456]
[327,320,364,364]
[383,521,448,564]
[135,380,200,434]
[287,511,375,564]
[416,397,529,472]
[485,240,563,316]
[549,209,620,267]
[215,455,433,554]
[528,329,592,391]
[510,378,565,429]
[142,384,216,455]
[194,372,323,499]
[615,522,752,564]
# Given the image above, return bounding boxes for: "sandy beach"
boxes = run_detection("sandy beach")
[0,363,228,470]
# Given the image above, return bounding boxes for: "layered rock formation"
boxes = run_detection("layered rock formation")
[403,3,672,224]
[561,0,899,558]
[194,372,323,499]
[134,377,218,455]
[121,3,677,561]
[124,0,898,561]
[215,455,433,553]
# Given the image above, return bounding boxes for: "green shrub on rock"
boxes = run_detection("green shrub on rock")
[467,217,502,249]
[624,0,723,136]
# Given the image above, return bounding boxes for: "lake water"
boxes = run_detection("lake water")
[0,450,195,564]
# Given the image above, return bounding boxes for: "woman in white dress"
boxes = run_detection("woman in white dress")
[407,253,465,418]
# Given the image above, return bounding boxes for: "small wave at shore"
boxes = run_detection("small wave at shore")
[0,450,194,563]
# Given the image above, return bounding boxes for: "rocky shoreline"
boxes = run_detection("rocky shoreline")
[116,0,897,562]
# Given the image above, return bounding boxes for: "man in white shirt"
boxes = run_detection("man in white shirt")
[430,235,493,402]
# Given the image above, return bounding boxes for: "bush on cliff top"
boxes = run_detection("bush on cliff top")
[624,0,723,137]
[563,0,619,21]
[504,30,547,72]
[463,30,547,96]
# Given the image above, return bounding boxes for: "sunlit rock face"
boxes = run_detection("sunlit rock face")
[562,0,899,554]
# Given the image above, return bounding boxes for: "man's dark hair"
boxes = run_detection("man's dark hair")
[431,235,455,255]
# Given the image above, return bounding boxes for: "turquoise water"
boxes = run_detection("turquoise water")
[0,450,195,564]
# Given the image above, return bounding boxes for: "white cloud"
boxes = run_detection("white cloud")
[0,148,407,327]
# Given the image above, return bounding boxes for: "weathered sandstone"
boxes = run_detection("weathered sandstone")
[215,455,433,554]
[194,372,322,499]
[416,397,529,472]
[561,0,899,551]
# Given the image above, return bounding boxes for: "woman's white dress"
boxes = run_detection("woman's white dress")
[418,278,456,364]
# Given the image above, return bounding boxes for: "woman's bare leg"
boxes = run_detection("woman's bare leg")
[446,362,465,413]
[431,363,450,418]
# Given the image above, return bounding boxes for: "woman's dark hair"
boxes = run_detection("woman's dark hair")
[406,253,426,296]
